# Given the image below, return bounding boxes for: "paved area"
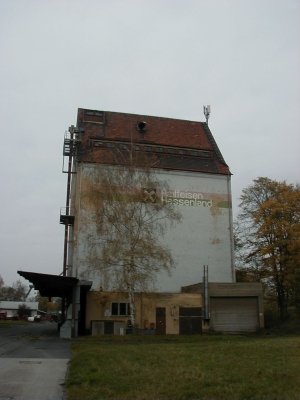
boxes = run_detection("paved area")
[0,321,71,400]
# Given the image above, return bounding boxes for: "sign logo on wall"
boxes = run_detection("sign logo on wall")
[142,188,157,203]
[161,189,213,208]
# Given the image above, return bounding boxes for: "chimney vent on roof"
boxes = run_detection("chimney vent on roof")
[137,121,147,133]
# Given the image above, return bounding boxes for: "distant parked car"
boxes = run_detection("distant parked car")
[28,315,42,322]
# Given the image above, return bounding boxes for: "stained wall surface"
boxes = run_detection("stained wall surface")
[69,163,234,291]
[86,291,202,334]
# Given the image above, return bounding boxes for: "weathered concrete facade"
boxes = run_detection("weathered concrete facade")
[70,165,233,290]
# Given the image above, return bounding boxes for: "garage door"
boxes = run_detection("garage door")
[210,297,259,333]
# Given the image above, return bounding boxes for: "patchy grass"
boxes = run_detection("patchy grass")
[66,334,300,400]
[0,319,28,327]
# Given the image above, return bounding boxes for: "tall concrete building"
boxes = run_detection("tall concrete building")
[19,108,264,337]
[61,109,235,291]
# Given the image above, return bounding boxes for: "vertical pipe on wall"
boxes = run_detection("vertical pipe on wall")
[226,173,235,282]
[63,127,74,277]
[203,265,209,320]
[62,127,75,322]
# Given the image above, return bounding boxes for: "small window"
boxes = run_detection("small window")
[111,303,119,315]
[119,303,127,315]
[111,302,130,316]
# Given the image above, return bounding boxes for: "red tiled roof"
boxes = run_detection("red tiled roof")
[75,109,231,175]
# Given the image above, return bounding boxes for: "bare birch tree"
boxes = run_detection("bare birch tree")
[83,151,181,326]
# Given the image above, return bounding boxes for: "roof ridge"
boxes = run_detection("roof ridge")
[201,122,228,166]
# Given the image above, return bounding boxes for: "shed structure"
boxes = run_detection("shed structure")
[0,301,38,319]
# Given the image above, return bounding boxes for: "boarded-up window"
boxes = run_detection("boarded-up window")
[179,307,202,335]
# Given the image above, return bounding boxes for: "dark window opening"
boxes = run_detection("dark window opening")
[111,303,119,315]
[119,303,127,315]
[111,302,130,316]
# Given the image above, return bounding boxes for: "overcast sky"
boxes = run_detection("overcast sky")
[0,0,299,286]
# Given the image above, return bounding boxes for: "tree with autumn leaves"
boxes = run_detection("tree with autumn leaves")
[235,177,300,320]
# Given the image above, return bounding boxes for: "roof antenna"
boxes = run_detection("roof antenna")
[203,105,211,125]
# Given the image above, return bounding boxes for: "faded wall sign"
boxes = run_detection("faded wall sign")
[160,189,229,209]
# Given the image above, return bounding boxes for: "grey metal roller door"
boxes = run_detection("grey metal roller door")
[210,297,259,333]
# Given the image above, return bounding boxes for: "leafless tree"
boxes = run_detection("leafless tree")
[0,277,27,301]
[82,150,182,325]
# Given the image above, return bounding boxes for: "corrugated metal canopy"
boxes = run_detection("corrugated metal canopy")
[18,271,78,298]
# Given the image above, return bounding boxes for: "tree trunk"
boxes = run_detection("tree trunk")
[123,260,136,328]
[277,283,288,321]
[128,287,135,328]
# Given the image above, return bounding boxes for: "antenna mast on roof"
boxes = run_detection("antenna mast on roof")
[203,105,211,125]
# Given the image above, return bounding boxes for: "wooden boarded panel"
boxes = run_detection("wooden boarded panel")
[104,321,114,334]
[179,307,202,335]
[156,307,166,335]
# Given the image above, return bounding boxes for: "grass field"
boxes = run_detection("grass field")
[0,319,28,327]
[66,334,300,400]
